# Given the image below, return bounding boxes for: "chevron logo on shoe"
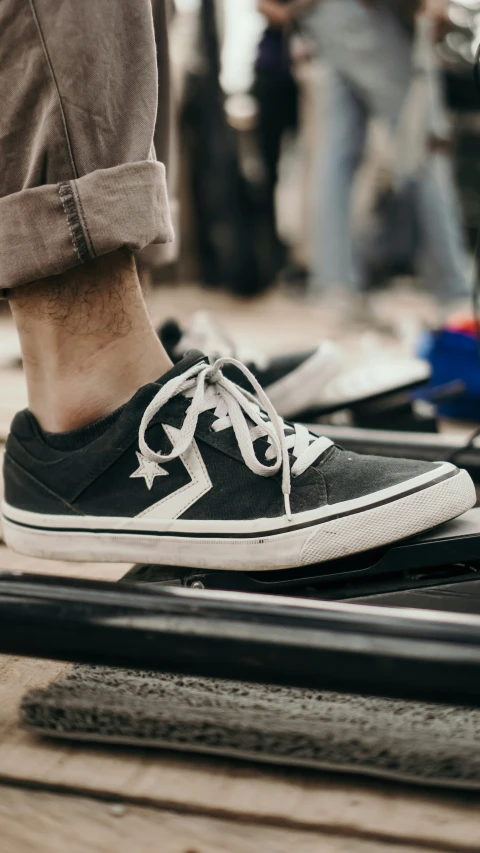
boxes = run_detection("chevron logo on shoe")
[134,424,214,519]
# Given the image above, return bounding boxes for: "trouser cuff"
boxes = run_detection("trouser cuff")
[0,161,174,292]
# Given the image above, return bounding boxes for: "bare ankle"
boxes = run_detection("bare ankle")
[9,249,172,432]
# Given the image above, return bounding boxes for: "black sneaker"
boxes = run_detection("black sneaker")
[2,352,474,571]
[159,312,430,419]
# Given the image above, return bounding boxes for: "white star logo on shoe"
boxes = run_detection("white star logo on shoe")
[130,451,169,490]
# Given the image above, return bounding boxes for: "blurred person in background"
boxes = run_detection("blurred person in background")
[253,1,301,280]
[303,0,471,322]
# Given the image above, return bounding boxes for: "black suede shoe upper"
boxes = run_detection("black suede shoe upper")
[4,352,438,521]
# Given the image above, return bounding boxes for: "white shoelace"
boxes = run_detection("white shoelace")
[139,358,333,520]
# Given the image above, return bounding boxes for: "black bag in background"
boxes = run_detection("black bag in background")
[180,0,275,296]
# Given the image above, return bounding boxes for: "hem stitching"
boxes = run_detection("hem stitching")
[71,180,96,258]
[58,182,93,263]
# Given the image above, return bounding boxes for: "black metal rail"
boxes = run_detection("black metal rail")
[1,571,480,706]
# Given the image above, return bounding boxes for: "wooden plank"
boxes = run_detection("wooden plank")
[0,655,479,851]
[0,784,445,853]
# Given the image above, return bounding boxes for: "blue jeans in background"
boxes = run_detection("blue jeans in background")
[305,0,470,301]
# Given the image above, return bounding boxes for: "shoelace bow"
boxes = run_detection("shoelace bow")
[139,358,333,520]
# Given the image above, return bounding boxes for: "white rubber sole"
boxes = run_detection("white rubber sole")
[2,467,475,571]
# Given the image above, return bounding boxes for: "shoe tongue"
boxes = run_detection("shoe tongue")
[156,350,208,385]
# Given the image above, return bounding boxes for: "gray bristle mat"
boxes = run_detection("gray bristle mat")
[20,667,480,789]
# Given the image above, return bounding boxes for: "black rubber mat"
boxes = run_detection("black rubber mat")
[20,665,480,790]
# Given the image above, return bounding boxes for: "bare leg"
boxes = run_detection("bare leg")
[9,249,172,433]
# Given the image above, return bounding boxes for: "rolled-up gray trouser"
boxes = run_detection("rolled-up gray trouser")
[0,0,174,292]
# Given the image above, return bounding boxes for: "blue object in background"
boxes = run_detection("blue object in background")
[418,329,480,421]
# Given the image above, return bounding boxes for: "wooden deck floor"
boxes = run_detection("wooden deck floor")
[0,286,479,851]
